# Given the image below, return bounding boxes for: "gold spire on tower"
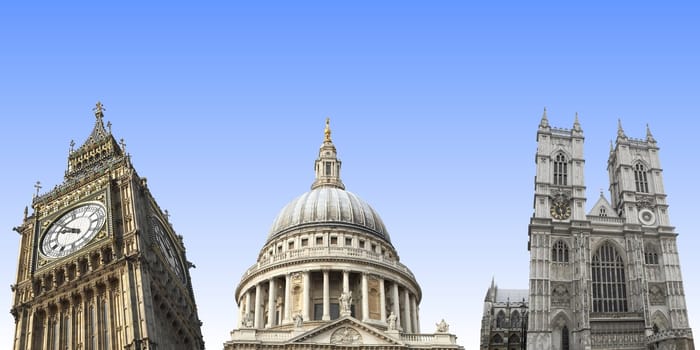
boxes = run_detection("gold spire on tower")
[324,117,332,142]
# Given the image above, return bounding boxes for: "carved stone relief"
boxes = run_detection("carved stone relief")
[330,327,362,345]
[648,283,666,305]
[551,283,571,307]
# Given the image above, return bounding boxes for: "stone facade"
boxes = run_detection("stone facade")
[9,103,204,350]
[526,111,694,350]
[223,119,463,350]
[480,279,528,350]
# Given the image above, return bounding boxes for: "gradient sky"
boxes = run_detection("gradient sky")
[1,2,699,348]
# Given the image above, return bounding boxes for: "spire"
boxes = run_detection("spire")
[646,123,656,143]
[539,107,549,128]
[84,101,110,145]
[311,118,345,190]
[617,118,627,140]
[65,102,124,180]
[573,112,582,132]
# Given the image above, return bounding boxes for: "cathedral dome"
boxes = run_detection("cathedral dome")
[268,186,390,242]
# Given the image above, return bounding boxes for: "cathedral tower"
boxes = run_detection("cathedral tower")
[10,103,204,350]
[527,112,694,350]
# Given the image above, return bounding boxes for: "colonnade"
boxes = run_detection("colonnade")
[239,269,420,333]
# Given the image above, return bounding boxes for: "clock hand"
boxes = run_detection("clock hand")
[59,228,81,234]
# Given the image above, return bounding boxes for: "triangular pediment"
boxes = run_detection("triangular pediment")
[588,194,618,218]
[290,317,404,346]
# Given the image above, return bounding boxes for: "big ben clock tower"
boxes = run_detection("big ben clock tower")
[10,103,204,350]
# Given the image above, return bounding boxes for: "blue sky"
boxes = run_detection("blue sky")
[1,2,699,348]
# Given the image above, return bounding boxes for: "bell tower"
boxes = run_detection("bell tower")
[528,109,587,350]
[607,121,670,226]
[10,103,204,350]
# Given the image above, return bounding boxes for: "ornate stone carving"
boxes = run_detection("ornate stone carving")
[330,327,362,345]
[339,291,352,316]
[436,319,449,333]
[552,283,571,307]
[387,312,398,330]
[649,283,666,305]
[636,195,656,209]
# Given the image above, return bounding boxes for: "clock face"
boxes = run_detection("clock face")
[41,203,107,258]
[151,218,185,282]
[639,209,656,225]
[550,195,571,220]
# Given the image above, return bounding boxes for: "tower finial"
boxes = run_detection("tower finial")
[33,181,42,198]
[93,101,105,119]
[539,107,549,128]
[573,112,582,131]
[646,123,656,142]
[617,118,627,139]
[324,117,332,142]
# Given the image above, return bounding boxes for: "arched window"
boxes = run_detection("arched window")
[592,242,628,313]
[496,310,506,328]
[561,325,570,350]
[552,240,569,262]
[493,334,503,344]
[599,207,607,217]
[509,334,520,344]
[511,310,521,328]
[634,163,649,193]
[553,153,568,186]
[645,245,659,265]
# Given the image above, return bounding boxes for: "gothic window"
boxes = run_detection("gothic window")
[552,240,569,262]
[496,310,506,328]
[592,242,628,313]
[511,310,521,328]
[634,163,649,193]
[562,325,570,350]
[509,334,520,344]
[599,207,607,216]
[553,152,568,186]
[493,334,503,343]
[645,245,659,265]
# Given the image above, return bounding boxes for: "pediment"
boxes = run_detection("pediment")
[588,195,618,218]
[290,316,404,346]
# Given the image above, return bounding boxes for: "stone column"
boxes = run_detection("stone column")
[403,288,412,333]
[361,273,369,322]
[392,282,401,330]
[244,290,253,326]
[283,274,291,324]
[379,278,387,323]
[411,294,419,333]
[254,284,263,328]
[322,270,330,320]
[267,278,276,327]
[302,271,310,321]
[342,270,350,293]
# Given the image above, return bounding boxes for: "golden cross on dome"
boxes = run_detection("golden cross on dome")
[324,117,332,142]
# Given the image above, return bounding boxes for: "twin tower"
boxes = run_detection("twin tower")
[494,111,694,350]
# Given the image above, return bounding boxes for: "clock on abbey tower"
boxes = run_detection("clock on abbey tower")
[10,103,204,350]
